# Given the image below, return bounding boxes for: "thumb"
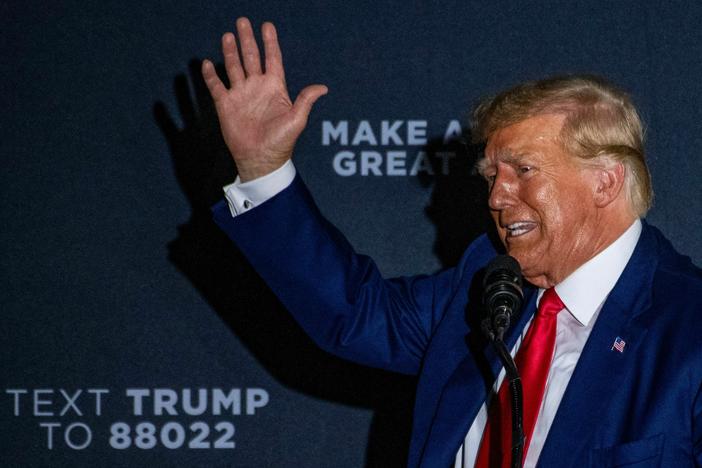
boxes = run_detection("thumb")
[291,84,328,123]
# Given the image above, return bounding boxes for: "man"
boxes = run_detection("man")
[203,18,702,467]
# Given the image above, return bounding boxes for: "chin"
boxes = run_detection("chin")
[504,247,528,267]
[506,253,539,282]
[521,265,554,288]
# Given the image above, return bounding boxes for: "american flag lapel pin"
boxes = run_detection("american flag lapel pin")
[611,336,626,353]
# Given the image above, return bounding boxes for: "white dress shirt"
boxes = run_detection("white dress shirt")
[222,162,642,468]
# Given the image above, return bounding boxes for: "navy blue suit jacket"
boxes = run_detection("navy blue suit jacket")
[213,175,702,467]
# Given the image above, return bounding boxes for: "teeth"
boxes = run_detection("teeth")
[505,222,535,237]
[507,222,531,230]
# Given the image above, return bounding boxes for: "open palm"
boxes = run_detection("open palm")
[202,18,327,182]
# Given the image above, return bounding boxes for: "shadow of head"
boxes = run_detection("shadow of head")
[417,128,499,268]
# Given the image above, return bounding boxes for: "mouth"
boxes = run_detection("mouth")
[504,221,537,238]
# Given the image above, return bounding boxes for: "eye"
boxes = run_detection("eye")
[518,166,533,175]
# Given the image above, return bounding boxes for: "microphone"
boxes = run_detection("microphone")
[479,254,526,468]
[481,255,524,342]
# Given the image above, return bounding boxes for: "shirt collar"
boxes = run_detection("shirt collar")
[547,219,642,327]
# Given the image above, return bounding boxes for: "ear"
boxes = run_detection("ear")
[591,161,626,208]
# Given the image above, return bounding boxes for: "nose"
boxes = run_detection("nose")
[487,171,517,211]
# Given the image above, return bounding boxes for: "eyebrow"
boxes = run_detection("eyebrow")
[475,152,528,176]
[475,158,491,176]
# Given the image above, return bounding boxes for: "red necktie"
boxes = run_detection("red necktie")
[474,288,565,467]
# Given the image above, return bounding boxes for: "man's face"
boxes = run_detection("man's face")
[481,114,602,288]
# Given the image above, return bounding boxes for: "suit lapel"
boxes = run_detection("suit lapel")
[536,222,659,467]
[419,287,539,467]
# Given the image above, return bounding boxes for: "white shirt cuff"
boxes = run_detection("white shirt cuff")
[222,160,297,217]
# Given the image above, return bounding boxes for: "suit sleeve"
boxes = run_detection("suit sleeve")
[694,379,702,465]
[212,175,473,375]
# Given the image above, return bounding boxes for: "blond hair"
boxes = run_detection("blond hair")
[472,75,652,216]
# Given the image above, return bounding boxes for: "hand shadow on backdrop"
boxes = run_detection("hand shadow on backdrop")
[154,59,417,468]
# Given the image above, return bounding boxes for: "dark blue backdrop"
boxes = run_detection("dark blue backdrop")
[2,1,701,466]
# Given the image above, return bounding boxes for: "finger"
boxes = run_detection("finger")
[201,59,227,101]
[262,22,285,80]
[236,17,262,76]
[292,84,328,122]
[222,32,245,85]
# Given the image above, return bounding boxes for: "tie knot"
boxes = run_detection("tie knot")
[538,288,564,317]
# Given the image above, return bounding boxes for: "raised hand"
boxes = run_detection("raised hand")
[202,18,327,182]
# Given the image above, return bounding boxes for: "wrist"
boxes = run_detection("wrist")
[236,160,289,182]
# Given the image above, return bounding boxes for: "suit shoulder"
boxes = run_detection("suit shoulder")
[455,233,499,276]
[647,226,702,335]
[650,225,702,291]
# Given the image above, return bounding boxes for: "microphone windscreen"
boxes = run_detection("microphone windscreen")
[483,255,522,287]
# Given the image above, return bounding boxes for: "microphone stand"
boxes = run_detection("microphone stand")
[482,309,524,468]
